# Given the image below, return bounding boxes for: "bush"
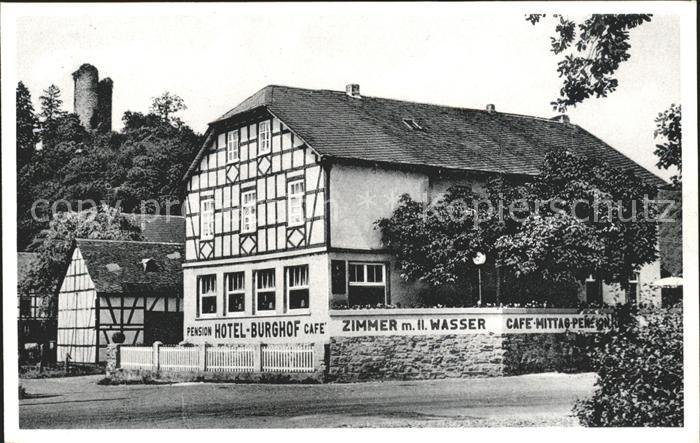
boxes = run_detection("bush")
[574,305,683,426]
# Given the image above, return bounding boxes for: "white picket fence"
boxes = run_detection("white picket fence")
[207,345,256,372]
[118,343,316,373]
[120,346,152,370]
[160,345,200,372]
[261,344,315,373]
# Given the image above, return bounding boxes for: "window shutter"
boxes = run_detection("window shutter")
[385,262,391,304]
[196,277,200,317]
[331,260,346,295]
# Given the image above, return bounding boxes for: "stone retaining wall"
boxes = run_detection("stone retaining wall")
[502,333,593,375]
[327,333,591,382]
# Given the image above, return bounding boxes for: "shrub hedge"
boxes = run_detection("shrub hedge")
[574,305,683,426]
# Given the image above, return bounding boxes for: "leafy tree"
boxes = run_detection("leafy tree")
[574,305,683,426]
[526,14,652,112]
[112,109,202,213]
[377,150,659,306]
[507,149,658,286]
[149,91,187,126]
[20,205,143,315]
[654,104,682,188]
[377,187,486,287]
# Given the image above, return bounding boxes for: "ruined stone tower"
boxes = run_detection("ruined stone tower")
[72,63,112,132]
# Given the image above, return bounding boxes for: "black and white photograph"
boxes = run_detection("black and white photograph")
[2,2,698,440]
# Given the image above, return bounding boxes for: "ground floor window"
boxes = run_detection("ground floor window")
[286,265,309,310]
[198,275,217,316]
[348,262,386,306]
[585,275,602,305]
[225,272,245,313]
[256,269,276,311]
[628,272,640,305]
[19,297,32,318]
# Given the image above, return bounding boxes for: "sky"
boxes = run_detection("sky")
[13,4,681,181]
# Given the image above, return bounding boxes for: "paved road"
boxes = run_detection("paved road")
[19,373,595,428]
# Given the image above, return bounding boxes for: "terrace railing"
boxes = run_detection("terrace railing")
[119,346,152,370]
[261,343,315,373]
[160,345,200,372]
[117,342,317,374]
[206,345,256,372]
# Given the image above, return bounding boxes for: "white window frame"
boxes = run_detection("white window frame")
[255,269,276,313]
[287,180,305,227]
[198,274,217,318]
[348,262,387,305]
[224,271,245,314]
[200,196,215,240]
[241,190,257,233]
[258,120,271,155]
[286,265,309,311]
[227,130,239,163]
[348,262,386,286]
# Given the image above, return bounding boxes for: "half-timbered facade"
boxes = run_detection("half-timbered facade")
[184,113,326,262]
[57,239,184,363]
[181,84,665,346]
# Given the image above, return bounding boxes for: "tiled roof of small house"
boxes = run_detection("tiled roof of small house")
[17,252,39,286]
[75,239,183,296]
[186,85,664,185]
[125,214,185,244]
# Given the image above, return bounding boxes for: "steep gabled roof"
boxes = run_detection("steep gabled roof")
[75,239,183,295]
[185,85,664,185]
[125,214,185,244]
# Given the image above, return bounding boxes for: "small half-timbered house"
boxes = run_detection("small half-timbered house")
[17,252,56,355]
[180,84,665,347]
[56,239,184,364]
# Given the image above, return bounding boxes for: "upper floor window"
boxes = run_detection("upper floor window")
[288,180,305,227]
[241,190,257,233]
[287,265,309,310]
[258,121,271,154]
[201,197,215,240]
[198,275,217,317]
[256,269,276,311]
[227,131,239,163]
[348,263,386,307]
[225,271,245,313]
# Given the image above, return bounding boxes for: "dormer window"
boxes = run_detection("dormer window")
[403,119,423,130]
[258,121,271,154]
[141,258,158,273]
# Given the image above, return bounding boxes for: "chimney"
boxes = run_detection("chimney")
[346,84,360,98]
[550,114,570,124]
[485,104,496,113]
